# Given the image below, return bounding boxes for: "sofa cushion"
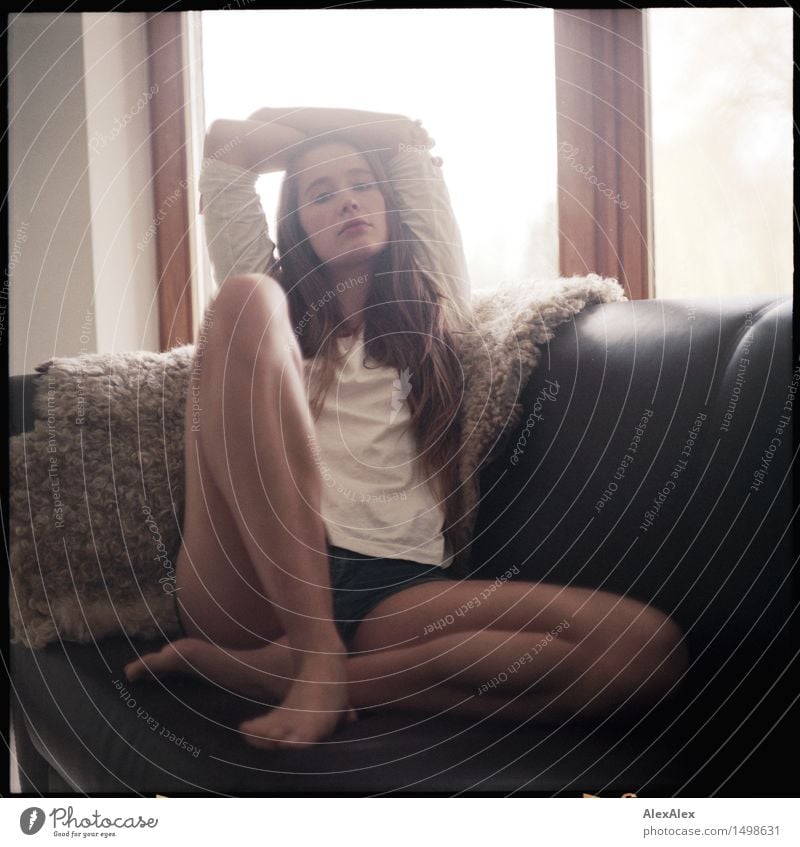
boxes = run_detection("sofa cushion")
[10,347,192,649]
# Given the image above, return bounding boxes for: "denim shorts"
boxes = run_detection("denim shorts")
[172,543,452,647]
[326,544,453,646]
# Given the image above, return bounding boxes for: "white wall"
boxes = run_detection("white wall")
[82,13,160,356]
[8,13,97,375]
[8,12,159,376]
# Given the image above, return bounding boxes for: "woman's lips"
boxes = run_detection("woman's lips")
[340,220,371,235]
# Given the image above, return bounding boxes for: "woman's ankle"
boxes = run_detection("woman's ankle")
[284,623,347,654]
[297,640,349,663]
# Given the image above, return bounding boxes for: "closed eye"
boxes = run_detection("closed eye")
[313,183,375,203]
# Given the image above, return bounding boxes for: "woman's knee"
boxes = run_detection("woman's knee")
[187,276,296,431]
[641,606,688,668]
[209,274,294,356]
[591,597,688,678]
[622,604,689,697]
[652,611,690,685]
[582,603,688,714]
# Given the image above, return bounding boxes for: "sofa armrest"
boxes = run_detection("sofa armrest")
[9,373,40,437]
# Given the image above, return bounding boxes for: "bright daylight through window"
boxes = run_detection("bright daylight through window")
[199,8,559,303]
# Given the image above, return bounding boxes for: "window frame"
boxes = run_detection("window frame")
[148,9,653,342]
[145,12,196,349]
[554,8,652,301]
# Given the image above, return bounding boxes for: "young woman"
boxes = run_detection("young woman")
[124,107,688,751]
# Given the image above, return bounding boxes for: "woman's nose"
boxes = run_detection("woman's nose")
[340,189,359,210]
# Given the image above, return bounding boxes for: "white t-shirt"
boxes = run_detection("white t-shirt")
[198,147,472,566]
[304,324,450,565]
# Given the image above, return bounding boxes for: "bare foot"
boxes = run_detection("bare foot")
[123,639,359,743]
[238,651,356,751]
[123,638,295,703]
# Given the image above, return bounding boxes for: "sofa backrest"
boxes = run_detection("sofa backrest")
[472,294,795,705]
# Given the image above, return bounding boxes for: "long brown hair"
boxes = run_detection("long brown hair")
[266,137,468,561]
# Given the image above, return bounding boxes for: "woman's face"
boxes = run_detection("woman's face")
[295,142,389,274]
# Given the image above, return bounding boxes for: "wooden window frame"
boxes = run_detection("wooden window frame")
[147,9,653,345]
[145,12,195,350]
[554,9,653,300]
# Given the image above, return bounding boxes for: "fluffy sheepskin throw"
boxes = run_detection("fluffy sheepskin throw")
[10,274,625,649]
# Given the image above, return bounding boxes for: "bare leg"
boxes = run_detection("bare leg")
[126,273,687,739]
[344,627,687,724]
[165,274,354,748]
[126,619,686,728]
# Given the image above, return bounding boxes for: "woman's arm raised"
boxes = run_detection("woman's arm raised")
[245,107,416,162]
[384,138,472,332]
[203,118,307,174]
[243,108,470,326]
[199,117,308,284]
[197,111,408,286]
[200,111,471,328]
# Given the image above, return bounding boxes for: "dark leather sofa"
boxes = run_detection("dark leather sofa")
[10,294,797,796]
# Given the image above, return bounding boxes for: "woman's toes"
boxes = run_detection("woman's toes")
[124,656,152,681]
[123,662,137,681]
[124,655,157,681]
[124,639,196,682]
[239,719,276,749]
[239,715,292,749]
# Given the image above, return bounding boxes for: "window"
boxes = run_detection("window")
[170,8,792,340]
[199,8,559,311]
[648,7,793,298]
